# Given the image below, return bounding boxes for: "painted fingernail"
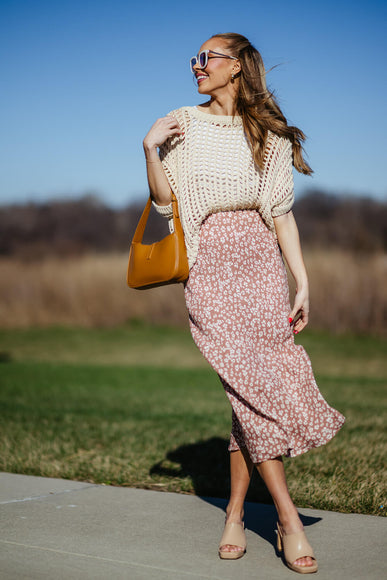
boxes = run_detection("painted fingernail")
[294,330,298,334]
[288,317,293,324]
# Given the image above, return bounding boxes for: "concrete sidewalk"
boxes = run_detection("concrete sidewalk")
[0,472,385,579]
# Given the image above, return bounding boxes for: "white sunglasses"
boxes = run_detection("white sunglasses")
[189,49,237,74]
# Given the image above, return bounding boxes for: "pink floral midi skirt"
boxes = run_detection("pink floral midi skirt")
[184,210,345,463]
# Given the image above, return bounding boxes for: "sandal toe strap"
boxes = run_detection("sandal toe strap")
[282,530,315,563]
[219,522,246,550]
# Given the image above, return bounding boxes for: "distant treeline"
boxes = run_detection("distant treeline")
[0,190,386,259]
[296,190,387,253]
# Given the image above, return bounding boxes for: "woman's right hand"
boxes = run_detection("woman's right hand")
[143,116,182,205]
[143,115,182,154]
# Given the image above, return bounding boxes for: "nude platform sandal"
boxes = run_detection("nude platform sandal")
[218,521,247,560]
[276,523,318,574]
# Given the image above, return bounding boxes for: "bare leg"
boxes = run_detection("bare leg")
[220,448,253,553]
[256,457,314,568]
[223,452,314,567]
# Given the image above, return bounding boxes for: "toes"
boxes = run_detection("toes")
[294,556,314,567]
[220,544,243,553]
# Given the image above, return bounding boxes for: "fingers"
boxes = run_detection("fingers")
[155,116,183,137]
[294,314,308,334]
[289,293,309,335]
[289,313,308,335]
[144,116,183,150]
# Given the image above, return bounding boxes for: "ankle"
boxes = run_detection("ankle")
[225,504,244,523]
[277,509,303,534]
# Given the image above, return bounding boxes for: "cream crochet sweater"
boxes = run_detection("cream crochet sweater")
[153,106,294,269]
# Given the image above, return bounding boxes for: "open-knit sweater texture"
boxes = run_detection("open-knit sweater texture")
[153,106,295,269]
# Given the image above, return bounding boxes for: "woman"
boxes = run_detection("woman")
[143,33,345,574]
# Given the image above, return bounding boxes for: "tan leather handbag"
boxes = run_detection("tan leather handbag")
[127,193,189,290]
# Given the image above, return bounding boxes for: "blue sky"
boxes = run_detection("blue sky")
[1,0,386,207]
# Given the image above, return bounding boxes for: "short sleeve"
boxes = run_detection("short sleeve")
[270,138,295,217]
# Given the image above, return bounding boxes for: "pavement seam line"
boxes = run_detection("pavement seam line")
[0,539,226,580]
[0,484,100,505]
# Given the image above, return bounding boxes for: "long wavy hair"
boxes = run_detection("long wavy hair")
[211,33,312,175]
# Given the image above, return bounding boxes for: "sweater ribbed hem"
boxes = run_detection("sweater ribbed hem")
[151,200,173,218]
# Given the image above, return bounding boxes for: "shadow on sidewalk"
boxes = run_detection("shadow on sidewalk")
[150,437,321,545]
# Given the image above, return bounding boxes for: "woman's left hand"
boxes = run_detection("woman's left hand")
[289,286,309,334]
[273,212,309,336]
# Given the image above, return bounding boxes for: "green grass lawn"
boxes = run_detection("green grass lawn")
[0,324,386,516]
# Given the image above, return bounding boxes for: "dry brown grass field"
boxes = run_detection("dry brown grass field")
[0,249,386,335]
[1,247,386,515]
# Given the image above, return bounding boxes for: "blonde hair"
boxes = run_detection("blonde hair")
[211,33,313,175]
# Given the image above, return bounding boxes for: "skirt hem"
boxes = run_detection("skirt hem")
[228,417,345,464]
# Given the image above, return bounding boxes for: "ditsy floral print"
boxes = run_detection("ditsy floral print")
[184,210,345,463]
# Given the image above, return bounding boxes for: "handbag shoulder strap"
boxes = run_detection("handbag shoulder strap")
[132,194,178,244]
